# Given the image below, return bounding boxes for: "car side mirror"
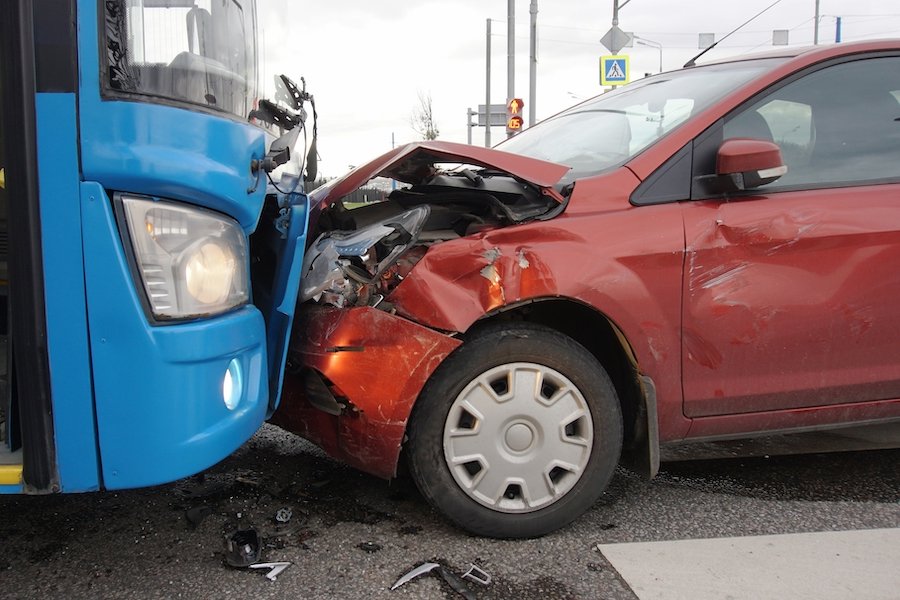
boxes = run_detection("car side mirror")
[716,138,787,190]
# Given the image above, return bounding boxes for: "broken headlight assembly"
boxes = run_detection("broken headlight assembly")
[121,195,249,320]
[300,205,430,307]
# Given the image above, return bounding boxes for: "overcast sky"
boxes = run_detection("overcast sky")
[257,1,900,179]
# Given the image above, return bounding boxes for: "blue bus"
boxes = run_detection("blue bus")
[0,0,309,493]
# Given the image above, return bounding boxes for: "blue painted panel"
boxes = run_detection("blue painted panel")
[80,182,268,489]
[35,93,101,492]
[76,0,268,232]
[264,197,309,413]
[80,102,268,231]
[0,484,24,494]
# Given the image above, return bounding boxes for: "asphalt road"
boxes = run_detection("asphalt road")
[1,424,898,599]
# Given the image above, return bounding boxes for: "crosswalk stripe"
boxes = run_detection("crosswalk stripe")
[597,528,900,600]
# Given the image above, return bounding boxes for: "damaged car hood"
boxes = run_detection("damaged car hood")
[308,140,571,209]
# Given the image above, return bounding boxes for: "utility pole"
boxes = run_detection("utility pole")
[485,18,492,147]
[507,0,515,138]
[529,0,537,126]
[612,0,631,26]
[814,0,820,44]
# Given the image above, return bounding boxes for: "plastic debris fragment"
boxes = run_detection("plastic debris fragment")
[438,566,476,599]
[391,562,440,590]
[357,541,382,553]
[274,507,293,524]
[224,528,261,568]
[462,563,491,585]
[249,561,291,582]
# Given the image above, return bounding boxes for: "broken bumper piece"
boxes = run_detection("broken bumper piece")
[272,305,461,479]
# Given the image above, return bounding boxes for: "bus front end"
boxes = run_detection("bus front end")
[0,0,306,493]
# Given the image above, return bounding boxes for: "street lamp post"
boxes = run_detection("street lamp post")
[635,36,662,74]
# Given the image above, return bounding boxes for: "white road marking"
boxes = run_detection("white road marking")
[598,528,900,600]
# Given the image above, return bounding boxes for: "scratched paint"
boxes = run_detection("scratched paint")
[517,249,531,269]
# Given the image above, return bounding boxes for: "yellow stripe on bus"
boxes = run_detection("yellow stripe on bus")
[0,464,23,485]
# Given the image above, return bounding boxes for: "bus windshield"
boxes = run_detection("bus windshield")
[104,0,257,120]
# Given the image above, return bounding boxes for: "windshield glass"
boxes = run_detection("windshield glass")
[104,0,257,120]
[498,58,785,179]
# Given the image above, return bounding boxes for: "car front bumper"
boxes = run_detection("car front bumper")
[272,305,461,479]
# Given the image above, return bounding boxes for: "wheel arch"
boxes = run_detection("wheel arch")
[465,297,660,479]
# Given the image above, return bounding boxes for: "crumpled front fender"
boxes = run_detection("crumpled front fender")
[389,224,576,332]
[271,306,461,479]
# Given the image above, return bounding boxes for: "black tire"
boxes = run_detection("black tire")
[406,323,623,538]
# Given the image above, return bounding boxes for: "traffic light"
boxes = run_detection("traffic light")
[506,97,524,134]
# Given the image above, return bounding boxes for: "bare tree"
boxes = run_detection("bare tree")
[410,90,440,140]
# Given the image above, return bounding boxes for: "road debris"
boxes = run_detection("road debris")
[224,528,261,568]
[462,563,491,585]
[249,561,291,582]
[185,506,213,529]
[391,562,478,598]
[437,566,476,599]
[274,507,293,524]
[357,541,382,553]
[391,562,440,590]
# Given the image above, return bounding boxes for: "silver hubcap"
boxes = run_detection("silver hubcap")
[442,362,594,513]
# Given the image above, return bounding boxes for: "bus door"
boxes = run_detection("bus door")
[0,0,60,493]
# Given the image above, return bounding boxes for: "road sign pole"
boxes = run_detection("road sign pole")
[507,0,515,139]
[529,0,538,127]
[485,18,491,147]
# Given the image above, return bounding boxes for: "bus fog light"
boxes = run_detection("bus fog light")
[223,358,243,410]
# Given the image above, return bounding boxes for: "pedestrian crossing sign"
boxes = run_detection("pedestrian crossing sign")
[600,55,629,86]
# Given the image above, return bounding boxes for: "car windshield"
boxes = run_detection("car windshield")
[103,0,257,120]
[498,58,785,179]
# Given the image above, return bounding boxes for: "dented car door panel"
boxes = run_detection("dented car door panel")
[683,185,900,419]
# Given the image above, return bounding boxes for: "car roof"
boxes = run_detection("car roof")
[696,38,900,67]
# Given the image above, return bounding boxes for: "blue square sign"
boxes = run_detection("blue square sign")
[600,55,630,86]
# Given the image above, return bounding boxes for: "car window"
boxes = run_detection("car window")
[629,98,695,152]
[723,56,900,190]
[498,59,781,180]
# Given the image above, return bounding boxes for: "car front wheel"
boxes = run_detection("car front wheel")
[407,323,623,538]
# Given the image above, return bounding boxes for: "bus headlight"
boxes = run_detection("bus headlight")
[184,242,236,305]
[121,196,249,320]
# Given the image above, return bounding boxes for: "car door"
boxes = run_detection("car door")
[681,54,900,418]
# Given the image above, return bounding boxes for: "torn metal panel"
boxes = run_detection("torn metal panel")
[389,227,569,333]
[308,140,570,214]
[271,306,461,479]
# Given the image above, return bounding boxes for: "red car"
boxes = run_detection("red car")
[272,40,900,538]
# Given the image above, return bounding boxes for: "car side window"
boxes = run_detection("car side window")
[722,56,900,190]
